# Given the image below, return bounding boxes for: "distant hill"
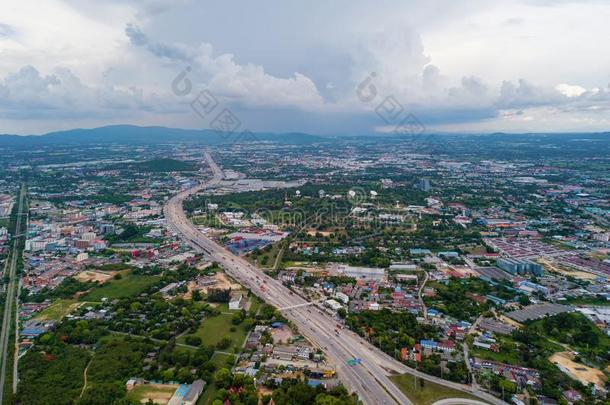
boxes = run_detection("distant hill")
[0,125,608,149]
[0,125,328,147]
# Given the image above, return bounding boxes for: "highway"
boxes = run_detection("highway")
[0,185,26,404]
[164,151,505,405]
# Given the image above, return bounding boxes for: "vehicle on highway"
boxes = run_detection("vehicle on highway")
[347,358,362,366]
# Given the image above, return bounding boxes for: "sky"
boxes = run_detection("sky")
[1,0,610,135]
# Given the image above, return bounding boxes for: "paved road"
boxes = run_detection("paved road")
[0,185,26,404]
[418,270,429,319]
[433,399,492,405]
[164,151,506,405]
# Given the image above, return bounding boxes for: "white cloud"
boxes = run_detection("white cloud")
[0,65,172,119]
[556,83,587,98]
[1,0,610,134]
[125,23,325,110]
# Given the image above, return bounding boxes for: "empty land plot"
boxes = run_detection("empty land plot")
[390,374,479,405]
[539,258,597,281]
[80,274,160,301]
[550,351,607,390]
[34,299,82,321]
[125,383,178,404]
[74,270,114,284]
[179,314,247,350]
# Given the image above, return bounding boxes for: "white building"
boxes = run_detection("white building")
[229,293,244,310]
[335,292,349,304]
[76,252,89,262]
[325,299,342,311]
[336,264,386,282]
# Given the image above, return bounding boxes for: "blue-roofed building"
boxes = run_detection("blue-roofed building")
[420,340,438,350]
[410,248,432,255]
[167,384,190,405]
[307,379,326,388]
[322,282,335,292]
[427,308,441,317]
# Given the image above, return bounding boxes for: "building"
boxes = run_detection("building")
[229,292,244,310]
[183,380,205,405]
[416,178,431,192]
[167,384,190,405]
[497,258,544,276]
[335,292,349,304]
[336,265,386,282]
[76,252,89,262]
[125,379,137,391]
[420,339,455,353]
[517,280,549,295]
[273,345,298,360]
[296,346,311,360]
[389,263,417,271]
[324,299,343,311]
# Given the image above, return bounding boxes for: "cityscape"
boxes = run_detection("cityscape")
[0,131,608,405]
[1,2,610,405]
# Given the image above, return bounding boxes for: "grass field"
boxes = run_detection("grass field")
[125,383,178,404]
[211,353,232,369]
[0,217,9,228]
[390,374,480,405]
[179,314,247,351]
[248,297,261,315]
[34,299,82,321]
[195,354,231,405]
[80,274,160,301]
[197,383,218,405]
[97,262,132,272]
[470,347,520,365]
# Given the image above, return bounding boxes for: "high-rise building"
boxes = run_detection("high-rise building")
[497,258,544,276]
[417,178,431,192]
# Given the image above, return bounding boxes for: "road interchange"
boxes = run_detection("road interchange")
[164,151,505,405]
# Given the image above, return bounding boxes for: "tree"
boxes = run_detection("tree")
[216,337,232,350]
[78,383,125,405]
[185,335,202,346]
[215,368,232,388]
[315,394,343,405]
[498,379,517,395]
[518,295,530,306]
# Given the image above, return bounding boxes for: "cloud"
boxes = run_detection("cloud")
[2,1,610,134]
[125,23,325,110]
[0,65,171,119]
[125,23,195,62]
[555,83,587,98]
[0,22,15,38]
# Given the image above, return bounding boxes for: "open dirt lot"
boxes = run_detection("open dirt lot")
[184,272,242,299]
[539,258,598,281]
[550,351,607,390]
[127,383,177,404]
[74,270,114,284]
[271,325,294,345]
